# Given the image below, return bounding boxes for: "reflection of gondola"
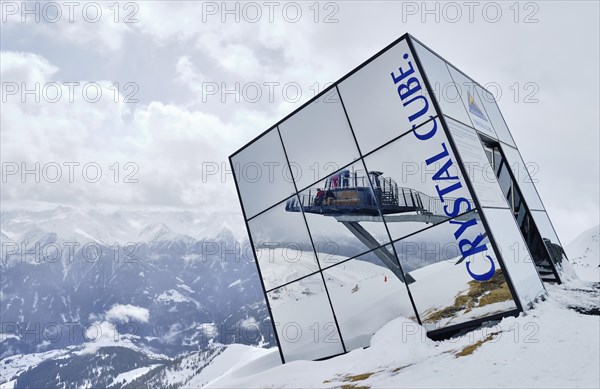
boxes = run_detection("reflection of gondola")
[285,170,427,216]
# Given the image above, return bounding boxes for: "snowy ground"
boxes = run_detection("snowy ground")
[567,225,600,282]
[199,226,600,388]
[2,227,597,388]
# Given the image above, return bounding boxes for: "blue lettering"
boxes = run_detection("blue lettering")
[425,142,449,165]
[413,116,437,140]
[390,53,416,84]
[397,77,422,100]
[432,160,459,181]
[435,181,463,201]
[450,217,477,239]
[393,51,493,282]
[403,95,429,122]
[466,255,496,281]
[444,197,472,218]
[458,234,488,258]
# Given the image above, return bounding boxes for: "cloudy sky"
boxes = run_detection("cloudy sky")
[1,1,598,243]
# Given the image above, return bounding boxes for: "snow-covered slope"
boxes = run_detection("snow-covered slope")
[200,280,600,388]
[567,225,600,281]
[190,226,600,388]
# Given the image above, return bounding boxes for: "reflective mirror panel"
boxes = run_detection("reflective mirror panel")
[324,246,415,350]
[268,274,344,362]
[447,66,497,140]
[248,194,319,291]
[232,128,297,218]
[446,117,509,208]
[481,207,545,308]
[231,36,560,363]
[297,162,393,269]
[476,85,517,147]
[412,41,472,127]
[279,89,361,191]
[395,213,518,331]
[338,38,437,155]
[363,117,473,241]
[530,210,575,277]
[500,145,545,211]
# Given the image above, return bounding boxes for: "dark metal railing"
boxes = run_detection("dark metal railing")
[288,171,466,217]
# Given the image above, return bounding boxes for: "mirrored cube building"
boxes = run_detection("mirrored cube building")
[229,34,574,363]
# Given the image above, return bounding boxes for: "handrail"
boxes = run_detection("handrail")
[291,172,464,217]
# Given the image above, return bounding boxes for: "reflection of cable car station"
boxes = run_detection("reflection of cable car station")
[285,169,460,221]
[286,170,427,215]
[285,169,474,285]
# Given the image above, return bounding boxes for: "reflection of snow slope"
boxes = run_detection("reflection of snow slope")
[409,259,516,330]
[263,247,516,348]
[256,248,318,288]
[269,259,418,360]
[269,273,343,361]
[324,260,414,350]
[256,248,349,290]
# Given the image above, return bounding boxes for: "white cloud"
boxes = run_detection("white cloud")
[0,51,58,84]
[2,2,598,244]
[2,2,135,52]
[239,317,259,331]
[0,51,256,219]
[80,320,120,355]
[105,304,150,323]
[175,56,204,88]
[198,322,218,339]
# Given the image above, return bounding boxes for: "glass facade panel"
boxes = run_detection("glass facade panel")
[530,210,576,277]
[268,273,344,362]
[412,41,472,126]
[363,117,473,241]
[248,194,319,291]
[481,207,545,308]
[231,34,568,363]
[476,85,517,147]
[231,128,296,218]
[447,66,497,139]
[501,145,545,211]
[394,214,518,331]
[324,246,415,350]
[279,89,361,191]
[446,117,509,208]
[338,39,437,155]
[296,162,392,269]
